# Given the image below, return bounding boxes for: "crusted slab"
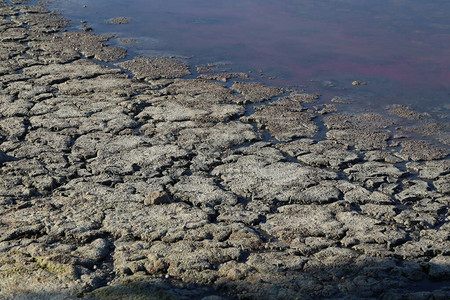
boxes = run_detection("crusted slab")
[212,146,339,203]
[242,97,318,141]
[396,140,449,161]
[117,56,191,81]
[28,32,127,63]
[231,81,283,103]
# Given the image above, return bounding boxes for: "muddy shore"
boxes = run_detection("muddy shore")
[1,1,449,299]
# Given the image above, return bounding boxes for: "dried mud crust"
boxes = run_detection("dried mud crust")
[0,1,450,300]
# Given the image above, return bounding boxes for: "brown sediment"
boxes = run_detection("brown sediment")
[0,1,449,300]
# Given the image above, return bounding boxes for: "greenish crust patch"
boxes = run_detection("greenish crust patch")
[0,267,34,278]
[34,256,73,275]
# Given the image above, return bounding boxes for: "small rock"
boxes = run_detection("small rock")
[331,96,350,104]
[144,190,172,205]
[105,17,132,25]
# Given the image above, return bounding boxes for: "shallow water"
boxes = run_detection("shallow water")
[48,0,450,117]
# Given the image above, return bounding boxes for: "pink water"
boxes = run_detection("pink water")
[50,0,450,115]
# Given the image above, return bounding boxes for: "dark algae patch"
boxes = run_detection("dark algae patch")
[0,0,449,300]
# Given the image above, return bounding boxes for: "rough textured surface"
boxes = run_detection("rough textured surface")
[28,31,127,63]
[105,17,132,24]
[197,72,249,82]
[1,2,450,300]
[396,140,448,161]
[231,82,283,103]
[241,97,318,141]
[117,56,191,81]
[387,104,427,120]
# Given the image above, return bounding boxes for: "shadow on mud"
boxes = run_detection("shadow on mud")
[9,257,450,300]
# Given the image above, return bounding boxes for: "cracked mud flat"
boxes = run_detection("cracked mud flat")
[0,1,450,299]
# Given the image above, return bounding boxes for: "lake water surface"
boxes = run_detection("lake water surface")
[48,0,450,118]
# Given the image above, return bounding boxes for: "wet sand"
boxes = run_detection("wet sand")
[0,1,449,299]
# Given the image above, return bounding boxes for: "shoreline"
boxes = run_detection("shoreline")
[41,0,450,148]
[1,1,449,299]
[45,0,450,125]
